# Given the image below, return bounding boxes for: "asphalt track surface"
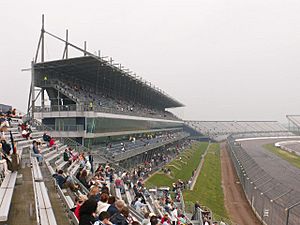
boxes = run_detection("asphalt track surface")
[240,138,300,191]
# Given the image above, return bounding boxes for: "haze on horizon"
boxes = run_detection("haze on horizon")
[1,0,300,123]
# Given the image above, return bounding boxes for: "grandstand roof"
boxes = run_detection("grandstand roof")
[34,56,184,109]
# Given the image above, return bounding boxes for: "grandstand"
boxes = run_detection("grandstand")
[185,120,290,141]
[28,18,188,169]
[0,109,199,225]
[0,17,202,225]
[286,115,300,135]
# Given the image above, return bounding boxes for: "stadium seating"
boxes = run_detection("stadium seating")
[43,78,179,120]
[0,109,214,225]
[186,121,291,141]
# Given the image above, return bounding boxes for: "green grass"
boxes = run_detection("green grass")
[184,143,228,221]
[264,144,300,169]
[146,142,229,222]
[145,142,208,188]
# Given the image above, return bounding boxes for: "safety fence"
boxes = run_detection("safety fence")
[227,135,300,225]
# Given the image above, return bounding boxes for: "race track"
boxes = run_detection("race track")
[240,138,300,191]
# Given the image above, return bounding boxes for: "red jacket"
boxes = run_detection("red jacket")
[49,139,55,147]
[74,204,81,220]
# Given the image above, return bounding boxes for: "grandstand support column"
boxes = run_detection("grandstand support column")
[62,29,69,59]
[84,41,87,56]
[41,14,45,63]
[41,88,45,109]
[31,60,35,120]
[57,90,60,111]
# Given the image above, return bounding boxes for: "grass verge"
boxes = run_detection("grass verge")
[264,143,300,169]
[146,142,228,221]
[145,142,208,188]
[184,143,228,221]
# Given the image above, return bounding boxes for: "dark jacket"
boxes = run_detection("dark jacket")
[107,204,118,217]
[79,199,97,225]
[1,140,11,155]
[78,214,97,225]
[54,174,66,188]
[110,212,128,225]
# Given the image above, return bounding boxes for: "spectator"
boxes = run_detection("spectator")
[161,214,171,225]
[98,211,113,225]
[49,138,56,148]
[63,148,71,162]
[73,195,88,221]
[134,198,146,214]
[22,129,32,140]
[170,207,178,225]
[79,198,98,225]
[150,216,159,225]
[1,137,11,155]
[141,212,150,225]
[88,185,101,202]
[88,151,94,173]
[32,140,43,164]
[108,200,125,217]
[107,197,120,217]
[110,206,129,225]
[0,120,9,134]
[96,192,110,215]
[53,169,67,188]
[78,169,90,189]
[43,132,51,142]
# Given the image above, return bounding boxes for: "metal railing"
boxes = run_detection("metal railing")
[112,133,190,161]
[227,134,300,225]
[45,124,84,132]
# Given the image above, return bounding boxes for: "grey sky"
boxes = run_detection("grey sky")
[1,0,300,122]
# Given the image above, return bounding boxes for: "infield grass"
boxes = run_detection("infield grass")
[264,144,300,169]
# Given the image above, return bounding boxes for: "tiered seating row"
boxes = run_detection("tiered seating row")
[31,155,57,225]
[0,172,17,221]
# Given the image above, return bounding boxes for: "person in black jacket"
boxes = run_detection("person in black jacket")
[110,206,130,225]
[53,170,67,188]
[0,139,11,155]
[79,169,90,189]
[79,198,98,225]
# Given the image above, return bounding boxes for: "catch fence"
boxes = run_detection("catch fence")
[227,136,300,225]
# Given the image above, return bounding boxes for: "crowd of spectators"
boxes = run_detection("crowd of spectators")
[50,139,192,225]
[46,78,179,120]
[100,132,187,157]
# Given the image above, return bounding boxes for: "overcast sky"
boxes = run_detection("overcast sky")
[1,0,300,122]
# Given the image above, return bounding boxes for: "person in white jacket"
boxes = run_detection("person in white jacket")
[170,207,178,225]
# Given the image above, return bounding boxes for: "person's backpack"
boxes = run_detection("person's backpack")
[2,154,13,171]
[11,153,20,171]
